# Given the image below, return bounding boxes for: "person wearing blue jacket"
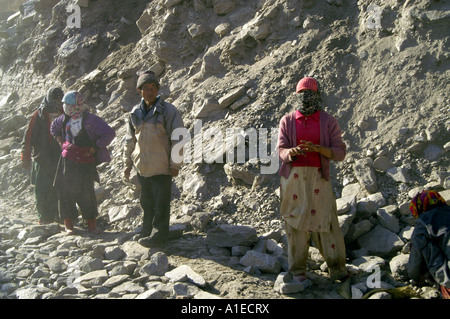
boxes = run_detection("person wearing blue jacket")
[408,190,450,299]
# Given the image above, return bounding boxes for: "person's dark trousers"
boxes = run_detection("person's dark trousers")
[137,174,172,243]
[32,161,59,223]
[58,158,99,221]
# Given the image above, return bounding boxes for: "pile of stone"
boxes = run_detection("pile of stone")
[333,176,450,299]
[0,217,218,299]
[1,178,449,300]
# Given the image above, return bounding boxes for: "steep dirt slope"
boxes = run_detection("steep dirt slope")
[0,0,449,300]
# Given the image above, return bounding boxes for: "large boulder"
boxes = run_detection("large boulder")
[206,224,257,247]
[353,158,378,194]
[357,225,404,258]
[240,250,281,274]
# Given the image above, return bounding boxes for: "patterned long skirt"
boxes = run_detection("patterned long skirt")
[280,166,347,281]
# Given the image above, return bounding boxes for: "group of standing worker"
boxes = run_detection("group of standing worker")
[20,70,182,245]
[21,88,115,235]
[20,74,449,298]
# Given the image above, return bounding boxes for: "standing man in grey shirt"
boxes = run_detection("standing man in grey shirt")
[124,71,184,247]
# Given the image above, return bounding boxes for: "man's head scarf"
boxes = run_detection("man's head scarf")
[43,87,64,114]
[409,190,447,218]
[62,91,88,119]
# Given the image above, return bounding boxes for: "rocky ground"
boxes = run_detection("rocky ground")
[0,0,449,301]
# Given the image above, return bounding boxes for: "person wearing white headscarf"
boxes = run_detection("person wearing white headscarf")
[51,91,115,235]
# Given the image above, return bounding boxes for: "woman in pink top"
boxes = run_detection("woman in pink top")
[277,77,348,283]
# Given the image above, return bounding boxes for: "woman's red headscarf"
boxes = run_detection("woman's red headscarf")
[409,190,447,219]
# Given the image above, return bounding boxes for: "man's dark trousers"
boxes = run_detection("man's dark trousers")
[137,174,172,243]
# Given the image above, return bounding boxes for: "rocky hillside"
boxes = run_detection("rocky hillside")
[0,0,449,300]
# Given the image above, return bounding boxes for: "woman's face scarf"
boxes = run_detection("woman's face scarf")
[62,91,88,119]
[297,90,322,116]
[63,102,88,119]
[409,190,446,218]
